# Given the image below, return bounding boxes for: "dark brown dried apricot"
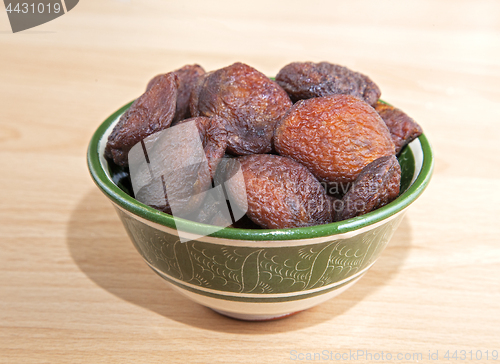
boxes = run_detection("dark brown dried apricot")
[147,64,206,124]
[191,62,292,155]
[189,187,229,226]
[132,116,226,215]
[176,115,228,177]
[189,71,211,118]
[275,61,381,105]
[134,175,174,214]
[374,101,423,154]
[228,154,334,229]
[105,73,177,167]
[335,155,401,221]
[274,94,395,185]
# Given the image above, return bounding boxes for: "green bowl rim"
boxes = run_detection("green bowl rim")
[87,101,434,241]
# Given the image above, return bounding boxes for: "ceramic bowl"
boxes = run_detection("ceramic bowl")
[87,101,433,321]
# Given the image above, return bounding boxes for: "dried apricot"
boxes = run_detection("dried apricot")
[274,94,395,185]
[275,61,381,105]
[374,101,422,154]
[147,64,206,124]
[191,62,292,155]
[189,71,211,118]
[105,73,177,167]
[132,117,226,215]
[228,154,334,229]
[176,115,228,177]
[335,155,401,221]
[189,186,229,226]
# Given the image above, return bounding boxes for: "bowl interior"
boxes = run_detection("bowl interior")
[88,102,434,241]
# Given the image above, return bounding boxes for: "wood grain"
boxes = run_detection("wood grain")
[1,1,499,363]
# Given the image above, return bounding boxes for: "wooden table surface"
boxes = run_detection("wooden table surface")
[1,1,499,363]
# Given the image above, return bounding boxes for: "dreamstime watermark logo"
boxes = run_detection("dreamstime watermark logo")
[128,121,247,243]
[3,0,79,33]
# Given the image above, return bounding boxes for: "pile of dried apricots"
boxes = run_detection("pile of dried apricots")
[105,62,422,229]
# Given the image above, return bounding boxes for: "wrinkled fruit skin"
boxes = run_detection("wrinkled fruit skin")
[190,188,228,227]
[191,62,292,155]
[274,94,395,186]
[105,73,178,167]
[374,101,423,154]
[189,71,212,119]
[148,64,206,124]
[230,154,334,229]
[275,61,381,106]
[135,116,227,215]
[335,155,401,221]
[176,115,228,177]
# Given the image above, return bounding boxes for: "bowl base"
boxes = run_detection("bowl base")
[211,308,304,321]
